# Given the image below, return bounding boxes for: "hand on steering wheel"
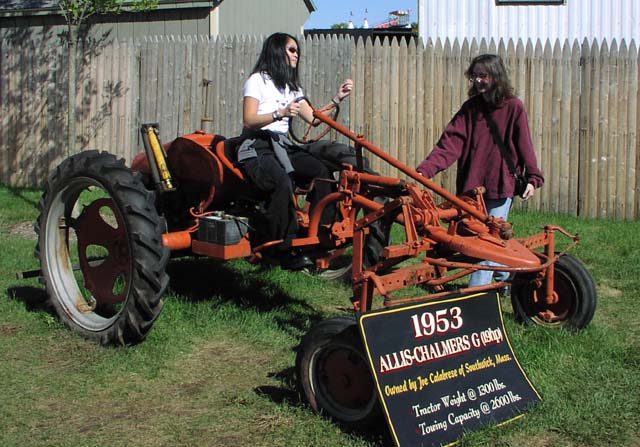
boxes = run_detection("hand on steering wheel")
[288,96,340,144]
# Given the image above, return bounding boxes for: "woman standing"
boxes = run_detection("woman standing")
[240,32,353,270]
[416,54,544,286]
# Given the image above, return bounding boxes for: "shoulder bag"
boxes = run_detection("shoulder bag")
[482,109,528,197]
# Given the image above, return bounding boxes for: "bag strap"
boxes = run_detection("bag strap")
[482,108,519,177]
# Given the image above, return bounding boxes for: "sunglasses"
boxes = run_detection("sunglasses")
[469,72,490,82]
[286,46,298,55]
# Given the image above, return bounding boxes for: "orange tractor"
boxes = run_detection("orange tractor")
[33,102,596,426]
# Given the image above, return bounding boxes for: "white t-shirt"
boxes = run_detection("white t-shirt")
[243,72,304,133]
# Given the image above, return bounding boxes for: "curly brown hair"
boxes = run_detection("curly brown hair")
[465,54,515,107]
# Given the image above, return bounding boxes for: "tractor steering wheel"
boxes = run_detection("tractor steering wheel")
[288,96,340,145]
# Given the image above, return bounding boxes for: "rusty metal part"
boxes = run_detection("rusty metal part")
[314,113,491,224]
[313,341,374,410]
[305,111,583,313]
[75,198,130,306]
[192,237,252,260]
[162,231,192,251]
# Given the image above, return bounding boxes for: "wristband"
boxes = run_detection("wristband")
[272,110,282,121]
[331,97,340,106]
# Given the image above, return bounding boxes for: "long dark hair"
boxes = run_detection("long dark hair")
[465,54,515,107]
[252,33,301,92]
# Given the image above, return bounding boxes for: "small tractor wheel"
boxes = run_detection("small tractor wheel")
[296,316,382,428]
[511,253,597,330]
[35,150,170,345]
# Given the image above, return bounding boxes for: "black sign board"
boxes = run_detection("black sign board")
[358,291,541,447]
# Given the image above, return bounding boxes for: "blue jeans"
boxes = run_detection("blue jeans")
[468,197,513,287]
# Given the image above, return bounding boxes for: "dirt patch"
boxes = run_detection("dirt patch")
[598,284,623,298]
[10,221,37,240]
[0,323,22,336]
[255,413,293,430]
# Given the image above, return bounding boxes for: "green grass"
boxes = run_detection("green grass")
[1,185,638,447]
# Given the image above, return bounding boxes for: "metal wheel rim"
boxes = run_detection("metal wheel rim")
[43,177,132,331]
[529,268,576,326]
[311,249,352,280]
[308,343,377,421]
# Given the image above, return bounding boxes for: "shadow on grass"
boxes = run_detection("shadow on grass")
[7,285,51,313]
[167,258,394,443]
[6,186,40,208]
[166,256,326,336]
[255,367,299,405]
[6,256,330,339]
[255,367,393,446]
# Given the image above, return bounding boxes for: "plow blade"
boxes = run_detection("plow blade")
[428,227,541,268]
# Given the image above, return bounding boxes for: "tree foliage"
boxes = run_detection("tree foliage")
[58,0,157,32]
[58,0,157,154]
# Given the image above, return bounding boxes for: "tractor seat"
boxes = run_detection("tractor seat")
[215,137,246,181]
[214,137,276,205]
[214,136,313,204]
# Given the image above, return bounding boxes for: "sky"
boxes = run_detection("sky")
[304,0,418,29]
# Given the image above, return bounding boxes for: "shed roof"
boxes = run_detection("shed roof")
[0,0,315,15]
[303,0,316,12]
[0,1,219,16]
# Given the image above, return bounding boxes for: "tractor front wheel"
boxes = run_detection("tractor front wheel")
[35,150,170,345]
[296,316,382,428]
[511,253,597,330]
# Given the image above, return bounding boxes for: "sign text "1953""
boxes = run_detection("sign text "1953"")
[410,307,464,339]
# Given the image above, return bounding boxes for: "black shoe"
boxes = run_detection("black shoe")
[280,250,314,271]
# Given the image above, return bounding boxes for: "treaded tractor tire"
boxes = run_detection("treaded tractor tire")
[35,150,170,346]
[296,315,382,428]
[511,253,597,330]
[315,198,393,281]
[363,209,392,270]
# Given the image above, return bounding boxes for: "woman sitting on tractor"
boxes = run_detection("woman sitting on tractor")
[238,32,357,270]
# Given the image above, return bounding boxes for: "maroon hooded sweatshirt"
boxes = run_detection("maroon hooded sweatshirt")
[417,95,544,199]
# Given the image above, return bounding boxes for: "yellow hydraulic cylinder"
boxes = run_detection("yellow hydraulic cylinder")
[142,124,174,192]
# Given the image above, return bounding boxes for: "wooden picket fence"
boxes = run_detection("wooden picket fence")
[0,34,638,219]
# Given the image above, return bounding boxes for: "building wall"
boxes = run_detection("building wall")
[90,9,212,40]
[0,8,212,42]
[419,0,639,45]
[215,0,311,37]
[0,14,64,41]
[0,0,313,42]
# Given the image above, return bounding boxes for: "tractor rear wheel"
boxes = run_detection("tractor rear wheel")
[35,150,170,345]
[511,253,597,330]
[296,316,382,428]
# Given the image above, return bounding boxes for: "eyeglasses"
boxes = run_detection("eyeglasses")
[286,46,298,55]
[469,72,490,82]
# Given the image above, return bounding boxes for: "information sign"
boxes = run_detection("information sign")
[358,291,541,447]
